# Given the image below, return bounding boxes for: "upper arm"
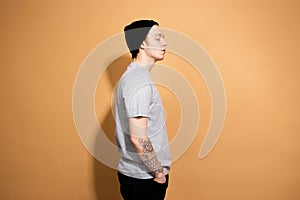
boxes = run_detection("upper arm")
[124,83,152,118]
[124,79,152,145]
[128,116,149,150]
[129,116,148,139]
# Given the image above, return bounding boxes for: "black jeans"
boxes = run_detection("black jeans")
[118,172,169,200]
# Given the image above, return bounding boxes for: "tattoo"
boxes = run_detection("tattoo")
[138,138,163,175]
[139,138,154,159]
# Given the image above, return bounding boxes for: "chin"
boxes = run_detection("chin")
[155,56,165,61]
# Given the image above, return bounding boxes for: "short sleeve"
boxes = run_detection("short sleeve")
[124,84,152,118]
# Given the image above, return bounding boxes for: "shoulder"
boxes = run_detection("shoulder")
[123,67,152,90]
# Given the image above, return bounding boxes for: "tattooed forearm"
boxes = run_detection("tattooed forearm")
[138,138,154,159]
[128,117,163,176]
[138,138,163,175]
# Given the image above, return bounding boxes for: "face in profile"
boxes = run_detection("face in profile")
[141,25,167,61]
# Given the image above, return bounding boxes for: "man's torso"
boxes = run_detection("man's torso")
[115,62,171,179]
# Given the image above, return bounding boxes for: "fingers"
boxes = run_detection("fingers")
[154,176,166,184]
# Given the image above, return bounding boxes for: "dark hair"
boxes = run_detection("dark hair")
[124,20,159,59]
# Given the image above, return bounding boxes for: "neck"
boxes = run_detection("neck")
[133,56,155,71]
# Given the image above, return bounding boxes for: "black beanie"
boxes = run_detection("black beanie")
[124,20,159,53]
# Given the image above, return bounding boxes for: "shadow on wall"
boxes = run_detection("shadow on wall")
[93,54,131,200]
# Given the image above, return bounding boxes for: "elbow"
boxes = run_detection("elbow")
[130,135,140,148]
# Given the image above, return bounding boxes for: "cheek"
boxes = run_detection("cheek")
[148,39,160,47]
[146,50,157,57]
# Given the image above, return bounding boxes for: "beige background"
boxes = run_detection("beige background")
[1,0,300,199]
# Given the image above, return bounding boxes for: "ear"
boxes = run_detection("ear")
[140,42,145,50]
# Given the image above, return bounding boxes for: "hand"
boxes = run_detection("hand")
[154,171,166,184]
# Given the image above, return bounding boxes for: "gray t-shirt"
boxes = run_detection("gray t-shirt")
[115,61,171,179]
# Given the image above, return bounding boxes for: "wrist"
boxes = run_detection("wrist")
[153,167,163,177]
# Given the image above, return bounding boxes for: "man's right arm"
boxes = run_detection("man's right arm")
[129,116,166,183]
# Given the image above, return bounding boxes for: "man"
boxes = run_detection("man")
[115,19,171,200]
